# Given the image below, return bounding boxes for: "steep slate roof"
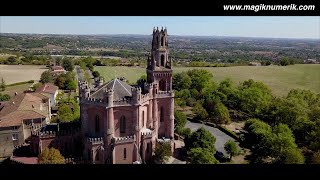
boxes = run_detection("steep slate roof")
[35,83,58,94]
[90,78,133,101]
[0,93,49,127]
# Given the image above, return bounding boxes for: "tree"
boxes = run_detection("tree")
[62,58,74,71]
[187,69,213,92]
[154,142,172,163]
[0,78,5,91]
[54,74,66,89]
[7,56,17,64]
[185,127,216,152]
[174,110,187,128]
[172,72,191,91]
[280,57,290,66]
[224,140,239,160]
[92,71,100,78]
[244,119,304,164]
[66,80,77,91]
[40,71,53,84]
[238,79,272,115]
[213,102,231,125]
[193,103,208,121]
[58,104,74,122]
[38,147,65,164]
[266,61,271,66]
[187,148,218,164]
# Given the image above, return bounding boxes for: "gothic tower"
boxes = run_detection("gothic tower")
[147,27,172,91]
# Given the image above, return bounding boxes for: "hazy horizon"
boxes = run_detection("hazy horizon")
[1,16,319,39]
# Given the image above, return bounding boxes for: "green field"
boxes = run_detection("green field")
[2,83,33,97]
[95,64,320,96]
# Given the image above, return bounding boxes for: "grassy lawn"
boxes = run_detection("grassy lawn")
[2,83,33,97]
[95,64,320,96]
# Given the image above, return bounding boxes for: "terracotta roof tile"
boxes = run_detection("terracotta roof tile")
[0,93,49,127]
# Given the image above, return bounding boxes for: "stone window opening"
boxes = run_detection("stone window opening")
[160,107,164,122]
[146,143,150,153]
[95,115,100,134]
[142,111,145,128]
[124,148,127,160]
[161,55,165,67]
[161,36,164,46]
[120,116,126,133]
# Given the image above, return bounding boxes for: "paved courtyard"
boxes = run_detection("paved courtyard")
[185,121,239,154]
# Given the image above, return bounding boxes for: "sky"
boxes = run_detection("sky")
[1,16,319,39]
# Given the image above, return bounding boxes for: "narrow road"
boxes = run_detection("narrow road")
[185,121,238,154]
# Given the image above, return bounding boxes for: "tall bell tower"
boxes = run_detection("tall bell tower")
[147,27,172,91]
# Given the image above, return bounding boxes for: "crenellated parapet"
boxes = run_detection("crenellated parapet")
[156,90,174,98]
[112,135,135,145]
[141,129,154,139]
[87,137,104,145]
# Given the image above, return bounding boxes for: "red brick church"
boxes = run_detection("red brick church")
[79,27,175,164]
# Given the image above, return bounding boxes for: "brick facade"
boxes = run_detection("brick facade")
[80,27,175,164]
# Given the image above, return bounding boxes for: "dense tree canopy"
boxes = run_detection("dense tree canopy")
[173,72,191,91]
[187,148,218,164]
[62,58,74,71]
[185,127,216,152]
[154,142,172,163]
[244,119,304,164]
[187,69,213,92]
[40,71,53,84]
[38,148,65,164]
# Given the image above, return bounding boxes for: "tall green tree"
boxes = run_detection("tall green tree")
[185,127,216,152]
[213,102,231,125]
[40,71,53,84]
[173,72,191,91]
[224,140,239,160]
[58,104,74,122]
[62,58,74,71]
[174,110,187,128]
[154,142,172,163]
[38,147,65,164]
[187,69,213,92]
[238,79,272,115]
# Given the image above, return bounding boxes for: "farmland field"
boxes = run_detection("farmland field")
[95,64,320,96]
[0,65,48,84]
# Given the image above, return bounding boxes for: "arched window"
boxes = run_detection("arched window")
[95,115,100,133]
[123,148,127,160]
[95,150,100,161]
[161,36,164,46]
[160,107,164,122]
[120,116,126,133]
[146,142,150,153]
[156,36,159,45]
[161,55,165,66]
[142,111,145,127]
[159,79,166,91]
